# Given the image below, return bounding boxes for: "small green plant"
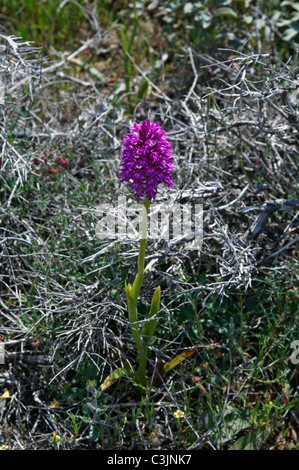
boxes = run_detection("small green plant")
[64,365,109,444]
[51,431,62,449]
[66,411,81,442]
[142,394,156,435]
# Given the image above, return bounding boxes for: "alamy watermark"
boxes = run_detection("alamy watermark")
[290,340,299,365]
[0,343,4,365]
[95,196,203,250]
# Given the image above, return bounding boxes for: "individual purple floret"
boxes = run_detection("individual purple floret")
[119,119,176,200]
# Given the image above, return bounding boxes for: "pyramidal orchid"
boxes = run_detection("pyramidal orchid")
[119,119,176,201]
[101,120,198,395]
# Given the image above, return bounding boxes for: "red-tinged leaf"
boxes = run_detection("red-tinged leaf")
[142,285,161,345]
[163,345,201,375]
[101,356,136,392]
[152,359,166,388]
[100,368,127,392]
[192,376,206,391]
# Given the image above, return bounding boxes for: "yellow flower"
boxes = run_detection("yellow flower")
[174,409,185,419]
[0,390,10,399]
[52,432,61,443]
[50,400,59,408]
[0,445,8,450]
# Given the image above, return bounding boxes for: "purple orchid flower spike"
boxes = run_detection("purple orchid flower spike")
[119,119,176,200]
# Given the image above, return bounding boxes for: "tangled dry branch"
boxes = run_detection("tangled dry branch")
[0,32,298,448]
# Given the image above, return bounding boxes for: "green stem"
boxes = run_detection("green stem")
[127,198,150,389]
[130,198,149,297]
[138,198,150,271]
[125,283,141,344]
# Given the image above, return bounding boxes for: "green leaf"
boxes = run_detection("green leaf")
[281,0,299,7]
[243,14,253,24]
[128,10,139,53]
[100,367,129,392]
[200,409,253,446]
[89,424,100,442]
[215,7,238,18]
[120,26,128,50]
[137,79,149,101]
[163,345,200,375]
[206,94,211,119]
[125,281,144,357]
[80,416,91,424]
[198,11,213,29]
[229,425,268,450]
[125,281,137,321]
[142,285,161,345]
[283,26,299,41]
[26,0,34,15]
[70,58,106,82]
[130,271,144,303]
[183,3,196,14]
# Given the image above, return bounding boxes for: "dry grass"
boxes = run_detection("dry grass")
[0,18,298,449]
